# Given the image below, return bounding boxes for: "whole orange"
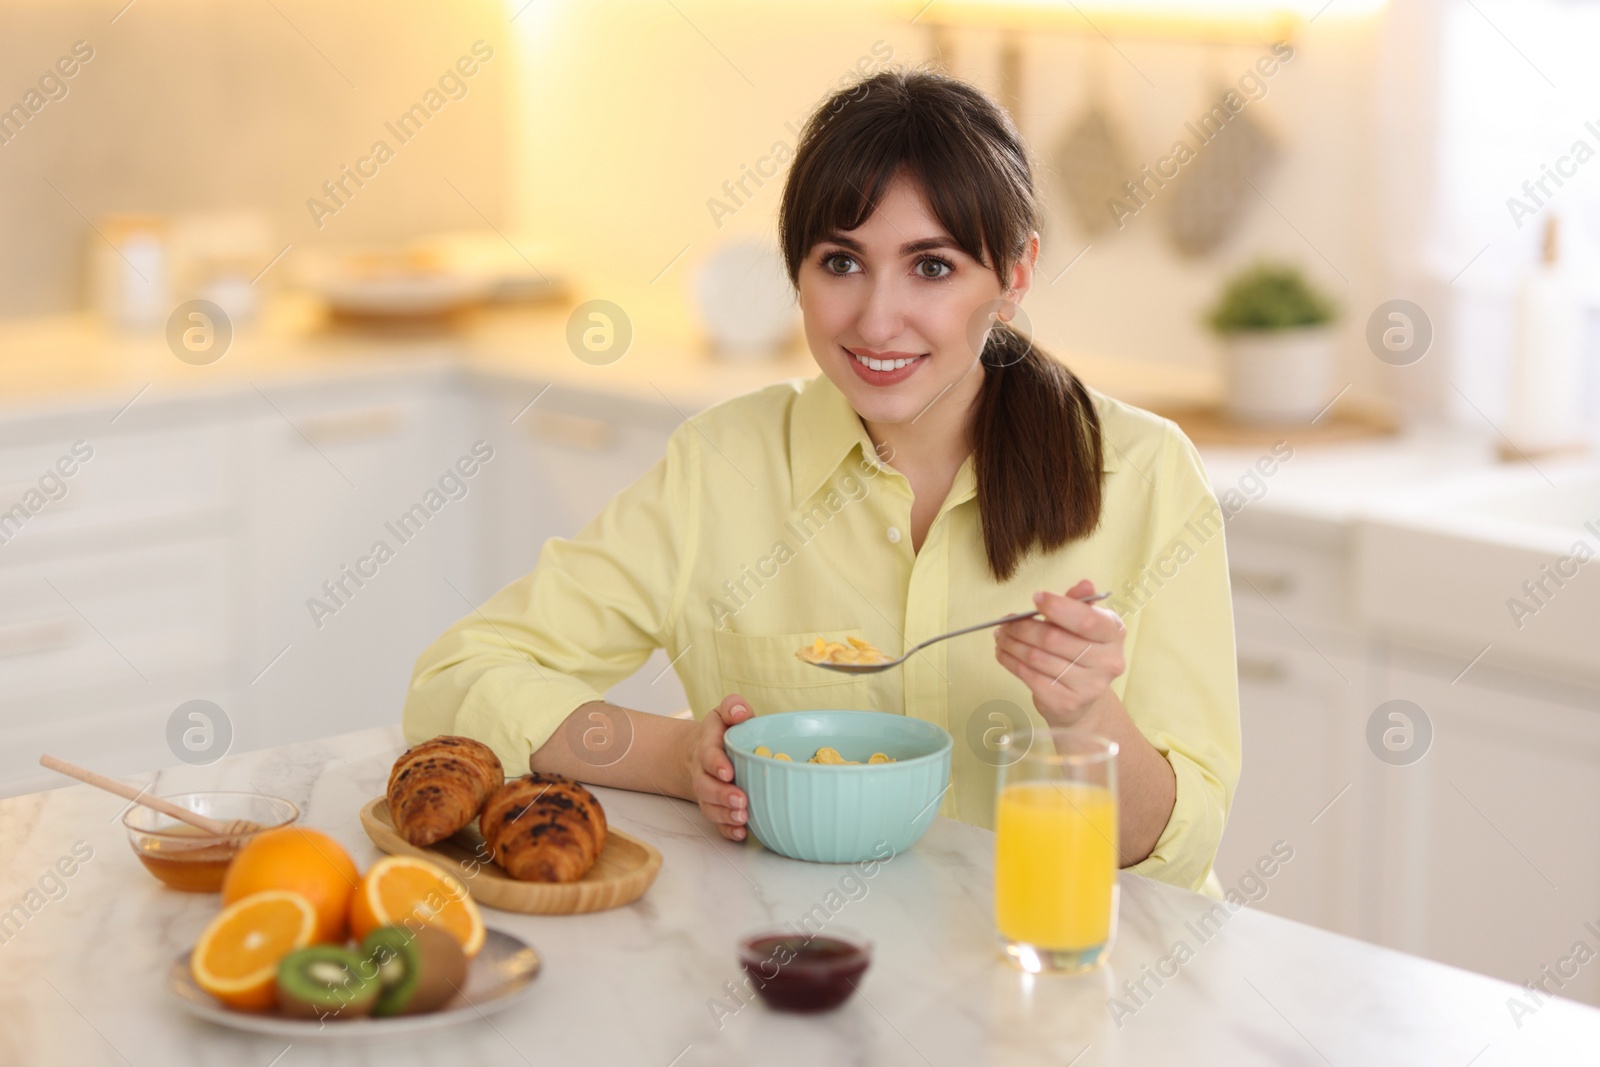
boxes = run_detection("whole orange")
[220,827,359,943]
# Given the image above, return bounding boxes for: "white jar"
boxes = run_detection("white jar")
[93,215,169,332]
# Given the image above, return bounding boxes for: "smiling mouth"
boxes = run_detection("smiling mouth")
[847,350,927,372]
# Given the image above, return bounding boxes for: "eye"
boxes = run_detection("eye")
[820,251,859,275]
[916,255,954,280]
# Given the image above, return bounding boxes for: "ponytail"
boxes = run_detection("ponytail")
[971,325,1104,583]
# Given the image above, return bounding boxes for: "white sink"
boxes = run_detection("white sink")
[1455,468,1600,542]
[1355,462,1600,685]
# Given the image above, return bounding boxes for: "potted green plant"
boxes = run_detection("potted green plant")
[1205,262,1339,423]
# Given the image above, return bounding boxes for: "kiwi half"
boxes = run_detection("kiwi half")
[276,945,381,1019]
[362,925,468,1017]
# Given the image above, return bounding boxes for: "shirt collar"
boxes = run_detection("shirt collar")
[789,372,885,505]
[788,371,1117,508]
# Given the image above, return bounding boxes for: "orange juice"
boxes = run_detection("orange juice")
[995,780,1117,949]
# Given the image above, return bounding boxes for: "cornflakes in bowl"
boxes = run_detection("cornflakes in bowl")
[752,744,895,765]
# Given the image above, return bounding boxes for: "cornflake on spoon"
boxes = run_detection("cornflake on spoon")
[795,635,890,666]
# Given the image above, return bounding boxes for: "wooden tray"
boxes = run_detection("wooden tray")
[1151,402,1398,447]
[359,797,662,915]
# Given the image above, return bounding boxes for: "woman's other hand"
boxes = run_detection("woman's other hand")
[994,578,1126,728]
[680,694,753,840]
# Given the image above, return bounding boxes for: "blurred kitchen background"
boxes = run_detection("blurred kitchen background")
[2,0,1598,1008]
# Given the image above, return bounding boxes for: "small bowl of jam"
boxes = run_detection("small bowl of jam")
[738,928,873,1013]
[123,792,298,892]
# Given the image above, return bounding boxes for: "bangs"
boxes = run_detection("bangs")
[780,74,1035,284]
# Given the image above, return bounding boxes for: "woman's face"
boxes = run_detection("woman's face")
[796,172,1036,432]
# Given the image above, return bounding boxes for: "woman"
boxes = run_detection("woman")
[404,69,1240,897]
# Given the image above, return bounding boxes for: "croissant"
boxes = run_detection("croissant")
[387,736,504,847]
[479,772,607,883]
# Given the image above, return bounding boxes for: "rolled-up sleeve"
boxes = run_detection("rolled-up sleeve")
[402,423,700,773]
[1118,425,1241,897]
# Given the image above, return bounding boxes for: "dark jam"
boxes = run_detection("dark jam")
[739,935,872,1013]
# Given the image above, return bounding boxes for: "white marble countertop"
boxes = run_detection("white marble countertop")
[1195,424,1507,527]
[2,726,1597,1066]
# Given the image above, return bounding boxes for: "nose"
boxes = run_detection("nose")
[854,275,907,348]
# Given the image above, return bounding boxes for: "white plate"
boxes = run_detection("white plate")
[315,272,491,317]
[693,239,797,356]
[167,928,540,1043]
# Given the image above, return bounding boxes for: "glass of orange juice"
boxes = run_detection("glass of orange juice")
[994,729,1119,974]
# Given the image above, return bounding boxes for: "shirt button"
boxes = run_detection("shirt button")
[886,527,902,543]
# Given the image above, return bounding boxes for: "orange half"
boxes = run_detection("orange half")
[348,855,485,958]
[190,890,317,1010]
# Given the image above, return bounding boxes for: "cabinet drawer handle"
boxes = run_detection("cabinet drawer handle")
[522,410,616,451]
[0,617,78,659]
[298,406,406,445]
[1236,655,1288,683]
[1232,569,1295,598]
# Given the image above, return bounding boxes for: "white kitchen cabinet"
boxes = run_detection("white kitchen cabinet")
[4,685,227,793]
[0,367,702,797]
[1216,519,1370,938]
[0,539,238,790]
[471,376,689,717]
[1366,648,1600,1005]
[1216,636,1367,939]
[1201,478,1600,1008]
[471,378,682,587]
[235,370,482,755]
[0,538,232,702]
[0,399,249,797]
[0,416,238,547]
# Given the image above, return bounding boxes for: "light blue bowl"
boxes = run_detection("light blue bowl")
[724,710,953,864]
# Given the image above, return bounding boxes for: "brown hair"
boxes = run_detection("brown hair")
[778,68,1104,583]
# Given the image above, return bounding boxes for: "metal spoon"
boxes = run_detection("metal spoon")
[804,590,1114,675]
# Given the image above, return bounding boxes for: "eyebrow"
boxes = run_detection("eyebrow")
[820,233,964,257]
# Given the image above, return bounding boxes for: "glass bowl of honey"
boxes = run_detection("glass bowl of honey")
[123,792,298,892]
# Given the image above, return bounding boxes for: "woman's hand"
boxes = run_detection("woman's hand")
[994,579,1126,728]
[679,694,753,841]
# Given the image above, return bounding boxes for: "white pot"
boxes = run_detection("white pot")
[1221,326,1337,423]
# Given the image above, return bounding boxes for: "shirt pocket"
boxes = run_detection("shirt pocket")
[711,627,879,711]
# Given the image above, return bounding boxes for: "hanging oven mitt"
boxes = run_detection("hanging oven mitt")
[1163,84,1280,257]
[1053,102,1136,238]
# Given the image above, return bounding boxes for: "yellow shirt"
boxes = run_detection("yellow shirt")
[404,370,1241,897]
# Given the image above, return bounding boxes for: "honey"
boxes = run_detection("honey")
[134,825,240,892]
